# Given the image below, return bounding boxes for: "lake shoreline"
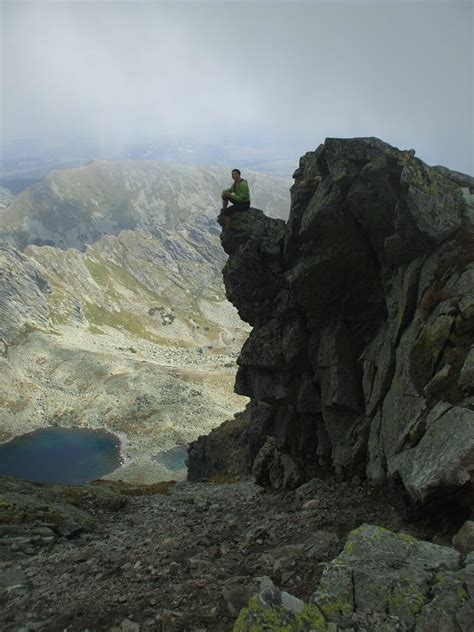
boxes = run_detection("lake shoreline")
[0,426,122,485]
[0,421,187,485]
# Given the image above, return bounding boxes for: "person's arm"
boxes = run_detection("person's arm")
[231,180,250,202]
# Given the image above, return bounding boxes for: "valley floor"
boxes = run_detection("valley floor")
[0,475,446,632]
[0,327,247,484]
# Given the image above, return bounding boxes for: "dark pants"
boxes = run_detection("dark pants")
[222,201,250,216]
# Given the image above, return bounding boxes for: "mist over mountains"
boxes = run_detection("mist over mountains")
[0,135,301,194]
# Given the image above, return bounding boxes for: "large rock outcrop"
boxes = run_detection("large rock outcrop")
[234,524,474,631]
[188,137,474,514]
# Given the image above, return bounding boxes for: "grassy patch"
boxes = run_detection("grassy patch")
[82,301,192,347]
[84,256,162,301]
[46,285,70,325]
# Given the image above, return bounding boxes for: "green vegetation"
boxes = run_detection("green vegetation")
[233,596,328,631]
[315,595,353,619]
[84,257,112,287]
[82,302,168,345]
[46,284,70,325]
[84,255,160,301]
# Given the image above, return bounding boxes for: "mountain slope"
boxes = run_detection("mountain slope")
[0,160,290,250]
[0,161,290,482]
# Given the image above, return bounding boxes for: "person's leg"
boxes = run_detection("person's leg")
[228,201,250,212]
[221,192,234,210]
[224,206,234,228]
[222,201,250,228]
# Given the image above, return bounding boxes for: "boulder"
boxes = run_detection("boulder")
[234,525,474,631]
[453,521,474,554]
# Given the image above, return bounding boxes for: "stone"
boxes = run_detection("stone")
[460,348,474,393]
[389,404,474,504]
[296,374,321,414]
[312,524,465,630]
[304,531,339,558]
[120,619,140,632]
[0,568,28,593]
[0,242,52,344]
[423,364,452,400]
[233,576,326,631]
[360,325,395,417]
[187,401,269,482]
[302,499,320,511]
[219,209,286,327]
[222,585,255,617]
[453,521,474,554]
[251,438,304,490]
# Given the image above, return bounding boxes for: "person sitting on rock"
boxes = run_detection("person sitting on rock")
[220,169,250,226]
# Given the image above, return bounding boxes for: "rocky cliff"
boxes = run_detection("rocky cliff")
[188,137,474,516]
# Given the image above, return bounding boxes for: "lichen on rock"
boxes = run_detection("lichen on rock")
[233,525,474,632]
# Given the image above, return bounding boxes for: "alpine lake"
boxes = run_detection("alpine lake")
[0,427,190,485]
[0,427,122,485]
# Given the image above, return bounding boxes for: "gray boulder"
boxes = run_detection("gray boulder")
[234,525,474,631]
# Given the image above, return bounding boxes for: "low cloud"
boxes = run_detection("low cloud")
[1,1,472,173]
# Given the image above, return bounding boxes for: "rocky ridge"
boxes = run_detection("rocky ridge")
[188,137,474,516]
[0,161,289,250]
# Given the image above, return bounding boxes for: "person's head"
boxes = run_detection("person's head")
[231,169,241,181]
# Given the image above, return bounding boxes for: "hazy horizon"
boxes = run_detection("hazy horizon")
[1,0,473,176]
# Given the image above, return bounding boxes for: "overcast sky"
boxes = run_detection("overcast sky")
[1,0,473,174]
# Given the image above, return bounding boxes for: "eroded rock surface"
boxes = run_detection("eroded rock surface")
[189,137,474,514]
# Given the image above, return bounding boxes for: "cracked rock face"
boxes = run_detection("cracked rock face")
[188,137,474,513]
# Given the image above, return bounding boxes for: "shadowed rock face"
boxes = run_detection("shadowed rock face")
[188,137,474,513]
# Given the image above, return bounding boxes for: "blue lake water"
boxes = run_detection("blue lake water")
[0,427,122,485]
[154,444,189,471]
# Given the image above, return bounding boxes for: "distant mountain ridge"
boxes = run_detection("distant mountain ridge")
[0,160,290,250]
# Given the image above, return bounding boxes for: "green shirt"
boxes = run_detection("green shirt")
[224,178,250,203]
